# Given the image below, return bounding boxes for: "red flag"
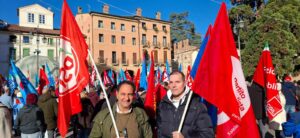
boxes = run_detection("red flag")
[134,68,140,92]
[192,3,259,138]
[103,70,112,86]
[161,68,168,82]
[125,69,132,81]
[144,51,156,119]
[253,43,282,120]
[38,67,49,95]
[58,0,90,137]
[155,83,167,103]
[186,65,193,88]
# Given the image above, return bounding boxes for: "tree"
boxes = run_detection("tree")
[169,12,201,46]
[229,0,300,77]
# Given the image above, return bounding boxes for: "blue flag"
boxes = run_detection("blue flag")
[7,69,17,95]
[108,69,115,85]
[178,63,182,72]
[45,63,55,87]
[10,60,37,103]
[140,57,148,90]
[190,25,212,78]
[165,59,170,79]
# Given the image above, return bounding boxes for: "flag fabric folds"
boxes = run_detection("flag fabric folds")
[192,3,259,138]
[38,67,49,95]
[58,0,90,136]
[45,63,55,87]
[253,42,282,120]
[10,60,37,103]
[140,55,148,90]
[144,51,156,119]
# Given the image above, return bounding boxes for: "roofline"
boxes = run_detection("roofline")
[88,11,171,24]
[18,3,54,14]
[0,24,60,36]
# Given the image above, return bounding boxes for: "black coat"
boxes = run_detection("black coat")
[248,83,266,120]
[157,92,214,138]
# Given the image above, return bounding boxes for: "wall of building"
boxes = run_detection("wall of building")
[0,33,14,76]
[18,4,53,29]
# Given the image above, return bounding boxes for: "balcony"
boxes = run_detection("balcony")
[112,59,119,66]
[98,57,107,65]
[153,27,159,32]
[122,59,129,66]
[143,41,150,48]
[163,29,168,33]
[142,25,147,30]
[153,42,161,49]
[163,43,171,49]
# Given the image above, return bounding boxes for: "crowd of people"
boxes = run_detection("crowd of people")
[2,71,300,138]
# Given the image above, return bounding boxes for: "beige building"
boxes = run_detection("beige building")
[0,4,59,77]
[173,39,199,75]
[75,5,171,73]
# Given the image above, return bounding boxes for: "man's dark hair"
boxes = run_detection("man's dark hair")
[117,80,136,92]
[169,71,185,81]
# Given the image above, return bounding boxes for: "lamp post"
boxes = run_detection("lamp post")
[233,14,244,63]
[33,28,46,74]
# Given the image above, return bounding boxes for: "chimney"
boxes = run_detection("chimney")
[136,8,142,16]
[103,4,109,14]
[77,6,82,14]
[155,12,161,20]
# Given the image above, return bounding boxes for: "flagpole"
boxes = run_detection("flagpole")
[178,89,192,132]
[88,50,120,138]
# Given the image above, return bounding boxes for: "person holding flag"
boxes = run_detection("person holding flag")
[157,71,214,138]
[90,81,153,138]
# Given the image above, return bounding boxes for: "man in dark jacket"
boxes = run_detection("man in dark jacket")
[282,76,297,116]
[38,86,58,138]
[157,71,214,138]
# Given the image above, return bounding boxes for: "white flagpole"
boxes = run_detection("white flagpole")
[178,89,193,132]
[88,50,120,138]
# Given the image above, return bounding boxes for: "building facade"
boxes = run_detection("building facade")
[173,39,199,75]
[0,4,59,77]
[75,5,172,73]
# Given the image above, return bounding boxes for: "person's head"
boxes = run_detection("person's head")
[116,81,135,111]
[169,71,186,98]
[26,94,38,105]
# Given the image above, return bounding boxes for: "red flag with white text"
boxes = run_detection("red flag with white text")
[192,3,259,138]
[253,43,282,120]
[186,65,193,88]
[58,0,90,137]
[144,51,156,119]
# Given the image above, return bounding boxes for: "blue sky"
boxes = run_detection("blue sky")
[0,0,233,38]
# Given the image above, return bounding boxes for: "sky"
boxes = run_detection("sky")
[0,0,233,38]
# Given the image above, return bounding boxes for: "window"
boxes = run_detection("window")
[111,35,116,44]
[153,35,157,45]
[142,22,146,30]
[111,22,115,30]
[163,36,167,46]
[48,49,54,60]
[132,38,136,45]
[39,14,45,24]
[23,36,30,43]
[99,50,104,63]
[48,38,54,46]
[99,34,104,42]
[98,20,103,28]
[133,53,137,64]
[121,36,125,45]
[153,24,158,31]
[112,51,117,64]
[163,25,167,32]
[164,51,167,64]
[142,34,146,45]
[132,25,136,32]
[121,24,125,31]
[23,48,30,57]
[153,50,158,63]
[28,13,34,23]
[122,52,126,64]
[9,48,16,60]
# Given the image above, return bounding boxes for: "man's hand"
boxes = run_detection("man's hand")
[172,131,184,138]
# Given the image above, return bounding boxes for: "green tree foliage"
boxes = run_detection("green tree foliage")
[169,12,201,46]
[229,0,300,77]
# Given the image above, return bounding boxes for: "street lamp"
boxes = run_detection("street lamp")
[32,28,47,74]
[233,14,244,63]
